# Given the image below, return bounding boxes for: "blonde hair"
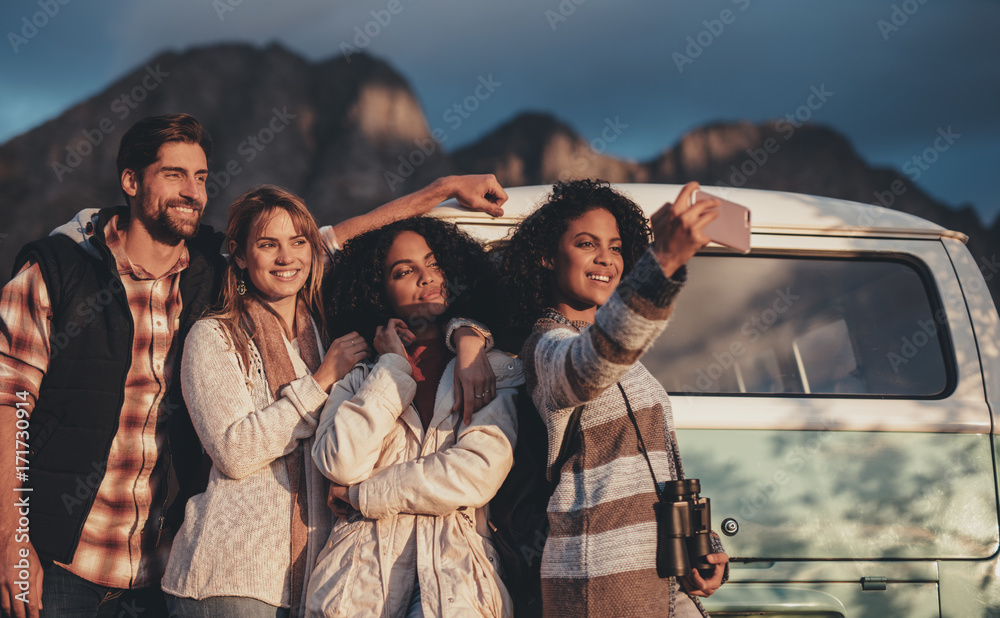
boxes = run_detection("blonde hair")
[207,185,328,370]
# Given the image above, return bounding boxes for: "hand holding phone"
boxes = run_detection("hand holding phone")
[693,190,751,253]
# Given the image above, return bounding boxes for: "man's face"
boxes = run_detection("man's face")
[123,141,208,245]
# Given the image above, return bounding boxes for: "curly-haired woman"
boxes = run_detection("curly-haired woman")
[499,180,729,617]
[160,188,497,618]
[307,217,521,617]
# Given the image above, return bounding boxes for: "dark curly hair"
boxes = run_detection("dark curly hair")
[497,179,651,346]
[324,217,499,343]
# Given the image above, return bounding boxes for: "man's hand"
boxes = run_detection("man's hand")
[452,328,496,425]
[330,174,509,245]
[679,552,729,598]
[1,540,43,618]
[441,174,508,217]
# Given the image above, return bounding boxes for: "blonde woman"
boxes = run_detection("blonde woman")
[161,187,495,617]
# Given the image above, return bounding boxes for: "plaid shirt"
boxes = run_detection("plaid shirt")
[0,215,187,588]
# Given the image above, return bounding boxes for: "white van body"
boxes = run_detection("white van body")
[432,184,1000,617]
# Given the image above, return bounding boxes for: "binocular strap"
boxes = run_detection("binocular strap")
[616,382,672,499]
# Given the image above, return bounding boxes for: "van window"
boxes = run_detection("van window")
[648,255,952,397]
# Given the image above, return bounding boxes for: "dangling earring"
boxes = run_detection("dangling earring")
[236,269,247,296]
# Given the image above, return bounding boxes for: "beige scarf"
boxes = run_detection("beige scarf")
[246,297,320,616]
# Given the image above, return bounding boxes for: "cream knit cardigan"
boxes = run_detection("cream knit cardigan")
[161,318,332,613]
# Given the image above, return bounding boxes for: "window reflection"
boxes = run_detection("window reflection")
[651,255,951,397]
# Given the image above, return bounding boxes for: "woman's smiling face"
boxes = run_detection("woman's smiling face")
[546,207,624,323]
[236,209,312,307]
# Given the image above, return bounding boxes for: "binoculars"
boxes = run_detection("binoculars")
[655,478,714,579]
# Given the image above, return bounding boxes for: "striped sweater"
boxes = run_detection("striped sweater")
[522,248,719,617]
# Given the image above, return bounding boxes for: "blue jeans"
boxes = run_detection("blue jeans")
[406,580,424,618]
[40,562,167,617]
[165,594,289,618]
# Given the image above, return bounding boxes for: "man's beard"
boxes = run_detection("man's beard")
[143,200,203,245]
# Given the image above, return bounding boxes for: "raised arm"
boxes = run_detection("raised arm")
[530,248,685,412]
[330,175,508,245]
[532,182,717,410]
[445,318,495,423]
[527,183,717,463]
[180,320,329,480]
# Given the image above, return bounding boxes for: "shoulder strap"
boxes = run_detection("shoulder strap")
[550,404,583,486]
[616,382,666,500]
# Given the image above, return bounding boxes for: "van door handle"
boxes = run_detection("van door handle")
[861,576,887,591]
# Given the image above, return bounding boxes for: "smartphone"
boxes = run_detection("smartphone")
[693,190,751,254]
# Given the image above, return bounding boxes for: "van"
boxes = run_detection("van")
[432,183,1000,617]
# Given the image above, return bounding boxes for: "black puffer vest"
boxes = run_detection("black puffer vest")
[12,207,224,563]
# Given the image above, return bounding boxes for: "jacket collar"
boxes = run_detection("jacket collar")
[401,351,524,441]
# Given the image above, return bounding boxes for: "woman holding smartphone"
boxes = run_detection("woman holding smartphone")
[500,180,729,617]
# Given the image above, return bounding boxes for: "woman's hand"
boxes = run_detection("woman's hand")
[374,319,415,358]
[313,331,370,392]
[452,328,496,425]
[679,552,729,597]
[650,181,720,278]
[327,484,353,520]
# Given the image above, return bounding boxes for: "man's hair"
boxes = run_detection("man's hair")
[116,114,212,201]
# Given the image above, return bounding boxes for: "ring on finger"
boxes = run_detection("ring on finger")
[474,394,484,399]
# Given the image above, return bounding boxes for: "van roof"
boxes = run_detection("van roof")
[431,183,968,243]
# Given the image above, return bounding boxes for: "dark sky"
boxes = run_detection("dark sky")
[2,0,998,221]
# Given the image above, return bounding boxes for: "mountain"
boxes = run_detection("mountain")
[2,42,995,307]
[451,112,646,186]
[0,43,450,281]
[454,113,999,305]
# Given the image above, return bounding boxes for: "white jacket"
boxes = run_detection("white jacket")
[307,350,523,618]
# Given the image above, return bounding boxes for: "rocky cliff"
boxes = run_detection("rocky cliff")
[3,43,995,306]
[0,43,449,280]
[454,113,998,304]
